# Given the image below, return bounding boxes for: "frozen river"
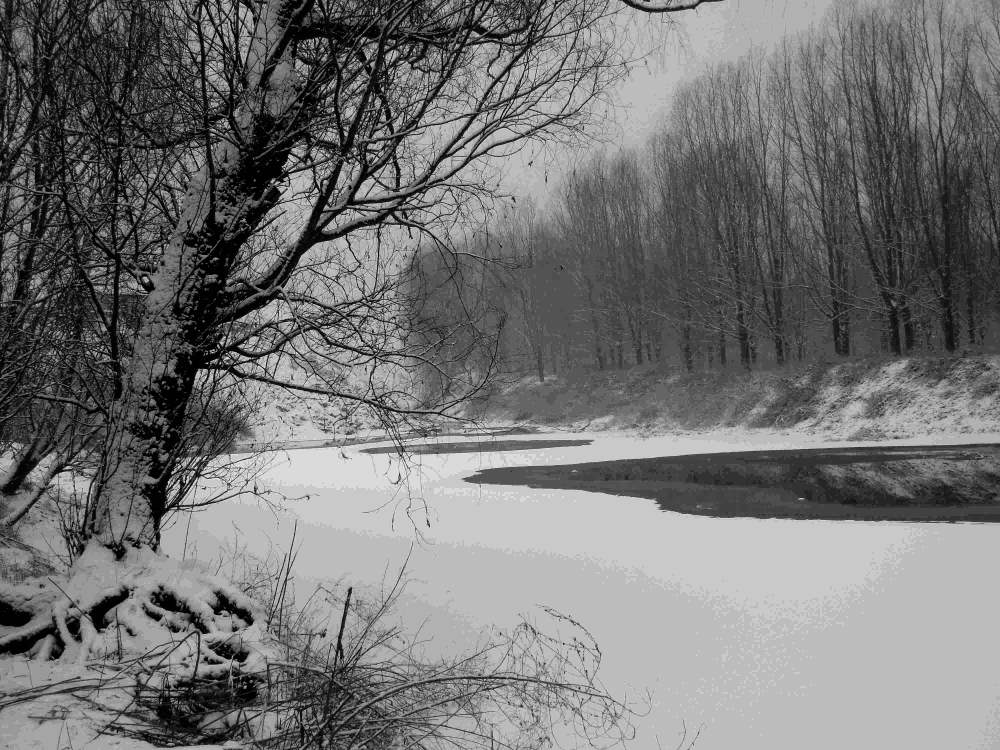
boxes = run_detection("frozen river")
[164,432,1000,750]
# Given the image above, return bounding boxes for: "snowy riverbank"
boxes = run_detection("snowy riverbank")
[4,353,1000,750]
[469,355,1000,441]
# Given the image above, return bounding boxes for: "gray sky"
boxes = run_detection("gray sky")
[504,0,836,203]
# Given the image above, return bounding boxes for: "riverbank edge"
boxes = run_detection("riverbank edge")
[465,354,1000,442]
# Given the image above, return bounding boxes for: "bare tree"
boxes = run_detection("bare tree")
[782,30,857,356]
[75,0,629,553]
[902,0,978,351]
[836,2,925,355]
[0,0,716,684]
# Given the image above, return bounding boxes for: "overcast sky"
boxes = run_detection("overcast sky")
[504,0,837,204]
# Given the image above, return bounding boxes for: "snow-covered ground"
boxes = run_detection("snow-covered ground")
[0,639,235,750]
[4,354,1000,750]
[1,660,173,750]
[473,355,1000,440]
[155,428,1000,750]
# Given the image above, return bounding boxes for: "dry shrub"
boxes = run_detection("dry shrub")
[99,538,638,750]
[863,387,914,419]
[636,404,661,425]
[972,378,1000,399]
[748,381,821,427]
[848,424,889,441]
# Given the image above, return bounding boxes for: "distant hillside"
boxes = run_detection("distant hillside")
[467,356,1000,441]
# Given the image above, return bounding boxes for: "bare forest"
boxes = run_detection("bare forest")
[417,0,1000,383]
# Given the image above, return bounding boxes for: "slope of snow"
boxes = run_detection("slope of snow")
[471,355,1000,440]
[242,357,378,443]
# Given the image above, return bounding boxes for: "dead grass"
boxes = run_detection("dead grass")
[848,424,889,441]
[0,534,58,585]
[863,386,914,419]
[103,542,637,750]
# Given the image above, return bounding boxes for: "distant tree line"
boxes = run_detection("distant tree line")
[414,0,1000,380]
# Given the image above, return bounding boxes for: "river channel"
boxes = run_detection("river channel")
[164,432,1000,750]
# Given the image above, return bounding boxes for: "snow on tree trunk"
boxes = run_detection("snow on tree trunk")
[86,1,310,552]
[0,438,45,496]
[87,260,204,550]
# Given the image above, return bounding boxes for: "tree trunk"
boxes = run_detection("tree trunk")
[938,270,957,352]
[681,308,693,373]
[966,288,978,346]
[1,450,69,527]
[86,255,209,552]
[900,296,915,353]
[773,333,786,366]
[736,301,752,371]
[1,438,46,496]
[84,1,307,553]
[831,297,850,356]
[883,295,902,356]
